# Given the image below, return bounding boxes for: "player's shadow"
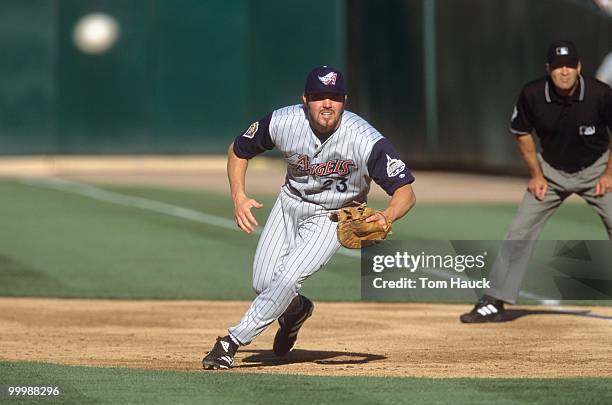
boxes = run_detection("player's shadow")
[236,349,386,368]
[499,308,612,322]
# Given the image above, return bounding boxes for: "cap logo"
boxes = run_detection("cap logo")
[556,47,569,56]
[318,72,337,86]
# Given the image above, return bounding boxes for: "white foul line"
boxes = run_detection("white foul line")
[20,177,555,303]
[20,177,238,231]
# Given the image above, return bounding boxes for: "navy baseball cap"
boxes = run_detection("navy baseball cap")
[547,40,580,69]
[304,66,347,95]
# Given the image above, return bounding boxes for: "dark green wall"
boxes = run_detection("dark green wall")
[152,1,248,153]
[347,0,612,172]
[246,1,345,119]
[0,0,344,154]
[347,0,426,161]
[1,0,611,174]
[0,0,56,153]
[433,0,612,171]
[56,0,160,153]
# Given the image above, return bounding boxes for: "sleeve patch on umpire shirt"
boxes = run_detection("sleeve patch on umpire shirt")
[386,154,406,178]
[511,106,518,122]
[242,121,259,139]
[579,125,596,136]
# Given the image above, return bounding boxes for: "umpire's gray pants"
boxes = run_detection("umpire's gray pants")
[485,151,612,303]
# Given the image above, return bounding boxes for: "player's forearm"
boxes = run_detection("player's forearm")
[382,184,416,223]
[515,134,544,178]
[227,142,249,199]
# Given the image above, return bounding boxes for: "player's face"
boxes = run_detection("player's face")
[547,62,581,94]
[302,92,347,134]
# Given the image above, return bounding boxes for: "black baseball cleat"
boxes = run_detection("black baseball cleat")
[202,335,238,370]
[273,295,314,356]
[460,295,505,323]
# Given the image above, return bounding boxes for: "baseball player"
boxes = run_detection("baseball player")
[202,66,416,369]
[461,40,612,323]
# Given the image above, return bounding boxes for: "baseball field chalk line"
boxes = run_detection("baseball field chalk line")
[21,177,238,231]
[20,177,557,304]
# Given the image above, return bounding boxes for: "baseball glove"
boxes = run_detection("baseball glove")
[329,203,391,249]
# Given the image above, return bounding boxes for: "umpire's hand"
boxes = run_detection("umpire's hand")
[528,176,548,201]
[595,173,612,196]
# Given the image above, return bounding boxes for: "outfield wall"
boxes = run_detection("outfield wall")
[347,0,612,172]
[0,0,344,154]
[0,0,611,173]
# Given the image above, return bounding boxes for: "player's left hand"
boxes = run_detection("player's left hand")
[595,173,612,196]
[365,212,391,231]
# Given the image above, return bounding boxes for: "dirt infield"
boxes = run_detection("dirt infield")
[1,298,611,378]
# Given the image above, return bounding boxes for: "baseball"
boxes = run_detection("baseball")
[72,13,120,55]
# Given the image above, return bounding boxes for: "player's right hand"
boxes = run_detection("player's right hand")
[528,176,548,201]
[233,194,263,234]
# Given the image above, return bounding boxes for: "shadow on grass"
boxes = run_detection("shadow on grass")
[500,308,612,322]
[237,349,386,368]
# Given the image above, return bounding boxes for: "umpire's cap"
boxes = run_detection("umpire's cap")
[304,66,347,95]
[547,40,580,69]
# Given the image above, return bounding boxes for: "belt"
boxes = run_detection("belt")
[544,155,603,173]
[553,164,590,173]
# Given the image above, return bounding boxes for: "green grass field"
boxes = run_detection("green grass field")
[0,178,610,404]
[2,361,612,405]
[0,179,607,300]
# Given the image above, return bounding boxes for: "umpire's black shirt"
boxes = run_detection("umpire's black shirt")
[510,75,612,172]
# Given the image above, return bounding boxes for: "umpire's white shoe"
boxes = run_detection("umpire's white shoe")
[273,296,314,356]
[460,295,505,323]
[202,335,238,370]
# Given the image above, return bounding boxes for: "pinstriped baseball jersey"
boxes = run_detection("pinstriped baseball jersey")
[234,104,414,209]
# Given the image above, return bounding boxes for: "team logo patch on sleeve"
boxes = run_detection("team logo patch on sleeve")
[242,121,259,139]
[386,154,406,177]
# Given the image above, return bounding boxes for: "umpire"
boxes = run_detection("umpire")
[461,40,612,323]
